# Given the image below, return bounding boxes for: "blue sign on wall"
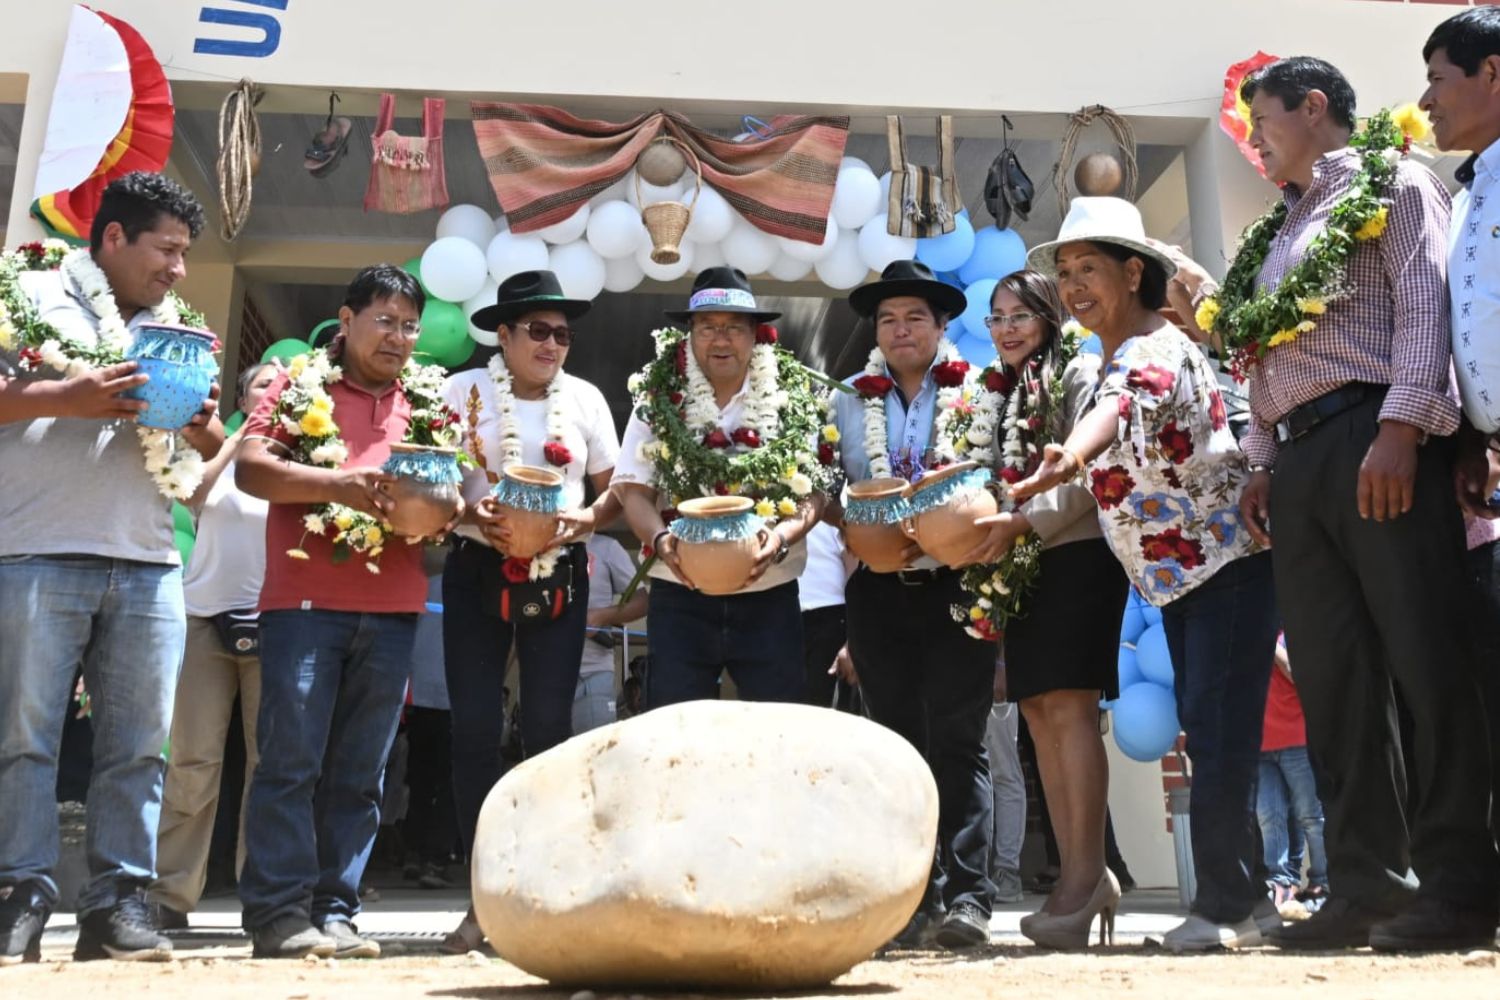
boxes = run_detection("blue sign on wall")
[194,0,288,59]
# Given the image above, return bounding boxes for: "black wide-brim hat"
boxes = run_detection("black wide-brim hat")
[848,259,967,319]
[664,266,781,324]
[470,269,593,331]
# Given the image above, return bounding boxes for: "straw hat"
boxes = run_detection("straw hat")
[1025,197,1176,280]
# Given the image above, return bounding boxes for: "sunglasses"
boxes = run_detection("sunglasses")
[515,321,575,347]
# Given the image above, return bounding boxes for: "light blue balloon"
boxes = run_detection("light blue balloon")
[959,227,1028,287]
[916,215,976,273]
[1112,681,1182,762]
[1135,623,1174,686]
[1117,644,1144,691]
[1120,601,1146,643]
[1079,333,1103,356]
[961,278,1000,336]
[946,314,966,340]
[954,329,997,368]
[1141,602,1163,627]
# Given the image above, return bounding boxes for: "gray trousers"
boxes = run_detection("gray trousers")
[985,701,1026,874]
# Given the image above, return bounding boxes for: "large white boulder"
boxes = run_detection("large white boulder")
[472,700,938,989]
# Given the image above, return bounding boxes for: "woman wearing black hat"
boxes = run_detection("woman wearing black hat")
[439,270,622,952]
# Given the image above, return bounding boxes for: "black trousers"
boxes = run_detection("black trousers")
[403,706,459,863]
[801,604,859,711]
[1465,540,1500,854]
[1271,397,1499,911]
[846,567,996,915]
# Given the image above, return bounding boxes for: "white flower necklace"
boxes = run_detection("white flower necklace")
[486,352,570,470]
[860,338,957,480]
[62,250,205,502]
[681,337,785,445]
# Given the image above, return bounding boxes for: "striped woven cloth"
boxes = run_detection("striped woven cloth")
[470,103,849,243]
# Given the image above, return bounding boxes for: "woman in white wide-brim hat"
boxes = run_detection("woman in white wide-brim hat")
[1008,197,1282,953]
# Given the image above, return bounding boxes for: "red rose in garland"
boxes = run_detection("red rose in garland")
[669,391,684,405]
[1126,363,1176,398]
[932,360,970,387]
[756,323,779,345]
[500,557,532,583]
[985,367,1015,395]
[543,441,574,467]
[1139,527,1206,570]
[852,374,895,398]
[1155,421,1195,465]
[1207,390,1228,431]
[674,341,688,377]
[999,467,1024,484]
[731,427,762,449]
[1089,465,1135,509]
[703,429,731,449]
[817,442,836,465]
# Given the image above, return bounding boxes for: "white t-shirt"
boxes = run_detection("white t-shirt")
[443,368,620,546]
[581,534,640,677]
[798,521,848,611]
[183,460,270,617]
[611,376,807,594]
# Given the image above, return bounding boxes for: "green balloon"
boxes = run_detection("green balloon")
[174,529,196,566]
[224,410,246,434]
[308,319,341,350]
[261,338,311,363]
[401,257,431,294]
[171,502,195,537]
[416,300,473,368]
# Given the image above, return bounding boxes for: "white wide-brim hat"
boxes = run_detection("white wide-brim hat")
[1026,196,1177,281]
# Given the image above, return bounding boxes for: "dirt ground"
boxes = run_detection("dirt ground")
[7,944,1500,999]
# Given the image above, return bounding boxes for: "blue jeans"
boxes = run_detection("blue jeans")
[0,555,184,915]
[1258,746,1329,889]
[1160,550,1279,924]
[238,609,416,930]
[645,580,805,708]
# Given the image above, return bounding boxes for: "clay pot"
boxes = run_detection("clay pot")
[122,324,218,430]
[379,444,463,538]
[844,478,916,573]
[1075,152,1125,196]
[901,461,998,568]
[494,465,566,558]
[672,496,765,596]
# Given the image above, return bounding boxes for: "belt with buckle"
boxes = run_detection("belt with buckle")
[1274,383,1385,445]
[894,566,946,586]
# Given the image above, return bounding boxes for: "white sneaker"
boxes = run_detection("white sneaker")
[1159,913,1262,952]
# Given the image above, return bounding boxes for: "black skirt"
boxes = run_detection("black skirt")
[1004,538,1130,702]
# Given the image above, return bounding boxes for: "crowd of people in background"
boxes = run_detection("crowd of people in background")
[4,5,1500,969]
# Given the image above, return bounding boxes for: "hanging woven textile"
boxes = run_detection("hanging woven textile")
[885,116,961,239]
[363,94,449,215]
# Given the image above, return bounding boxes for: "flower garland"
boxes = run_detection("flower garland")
[853,338,965,481]
[625,323,837,522]
[947,321,1087,639]
[1195,107,1421,377]
[487,352,572,469]
[275,348,462,571]
[0,242,211,501]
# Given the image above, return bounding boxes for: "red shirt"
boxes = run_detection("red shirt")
[1261,662,1308,752]
[244,369,426,614]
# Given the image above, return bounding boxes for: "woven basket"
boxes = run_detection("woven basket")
[637,136,702,265]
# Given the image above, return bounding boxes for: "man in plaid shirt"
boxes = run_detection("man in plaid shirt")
[1181,56,1499,953]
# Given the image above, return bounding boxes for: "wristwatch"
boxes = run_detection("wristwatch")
[1247,464,1273,475]
[772,532,791,565]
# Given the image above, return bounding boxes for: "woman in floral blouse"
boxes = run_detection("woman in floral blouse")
[1012,198,1280,953]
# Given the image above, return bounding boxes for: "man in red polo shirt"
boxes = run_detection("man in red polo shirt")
[234,265,445,959]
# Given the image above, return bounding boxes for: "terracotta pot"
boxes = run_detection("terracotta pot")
[493,465,565,558]
[901,461,998,568]
[379,444,462,538]
[844,477,916,573]
[672,495,765,596]
[122,324,218,430]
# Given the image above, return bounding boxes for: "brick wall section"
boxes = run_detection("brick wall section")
[1160,733,1190,833]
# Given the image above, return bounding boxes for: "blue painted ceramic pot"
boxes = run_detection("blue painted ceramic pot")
[122,324,218,429]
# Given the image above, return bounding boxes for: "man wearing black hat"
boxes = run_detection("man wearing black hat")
[826,260,997,949]
[612,267,829,708]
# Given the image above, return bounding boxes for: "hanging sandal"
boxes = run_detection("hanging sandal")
[304,92,352,177]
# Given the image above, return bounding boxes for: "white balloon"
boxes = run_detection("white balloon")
[840,155,873,174]
[690,240,727,272]
[857,218,917,273]
[435,204,496,248]
[464,279,501,347]
[776,218,839,263]
[421,237,488,303]
[586,200,647,259]
[625,170,686,208]
[603,253,644,293]
[635,239,695,282]
[831,165,884,230]
[547,240,607,301]
[878,170,893,206]
[534,203,591,245]
[588,176,630,207]
[815,232,870,290]
[767,252,813,282]
[493,213,510,233]
[721,215,778,275]
[684,185,734,244]
[485,231,549,284]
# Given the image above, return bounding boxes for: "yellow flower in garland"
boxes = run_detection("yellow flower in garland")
[755,498,775,518]
[333,511,354,531]
[0,321,13,352]
[1267,329,1301,348]
[821,424,841,443]
[286,548,310,560]
[299,407,335,437]
[1354,206,1390,242]
[1193,298,1221,333]
[361,525,383,547]
[1391,103,1432,144]
[1296,297,1327,316]
[777,498,797,517]
[1296,320,1316,334]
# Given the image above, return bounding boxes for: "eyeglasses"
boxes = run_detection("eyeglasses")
[516,321,575,347]
[692,321,754,340]
[372,314,422,339]
[983,311,1041,330]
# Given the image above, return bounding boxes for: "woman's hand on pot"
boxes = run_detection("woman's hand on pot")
[555,506,596,546]
[1008,444,1077,503]
[954,510,1028,567]
[472,495,514,549]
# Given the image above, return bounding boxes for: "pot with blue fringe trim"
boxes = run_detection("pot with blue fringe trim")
[844,477,916,573]
[492,465,566,558]
[379,443,463,538]
[900,461,997,568]
[670,495,768,595]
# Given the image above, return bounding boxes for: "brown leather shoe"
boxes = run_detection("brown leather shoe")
[1265,896,1394,950]
[1369,897,1498,953]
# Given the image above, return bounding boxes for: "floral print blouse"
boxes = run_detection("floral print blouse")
[1084,328,1262,607]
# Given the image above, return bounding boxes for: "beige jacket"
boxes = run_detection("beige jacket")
[1020,353,1104,550]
